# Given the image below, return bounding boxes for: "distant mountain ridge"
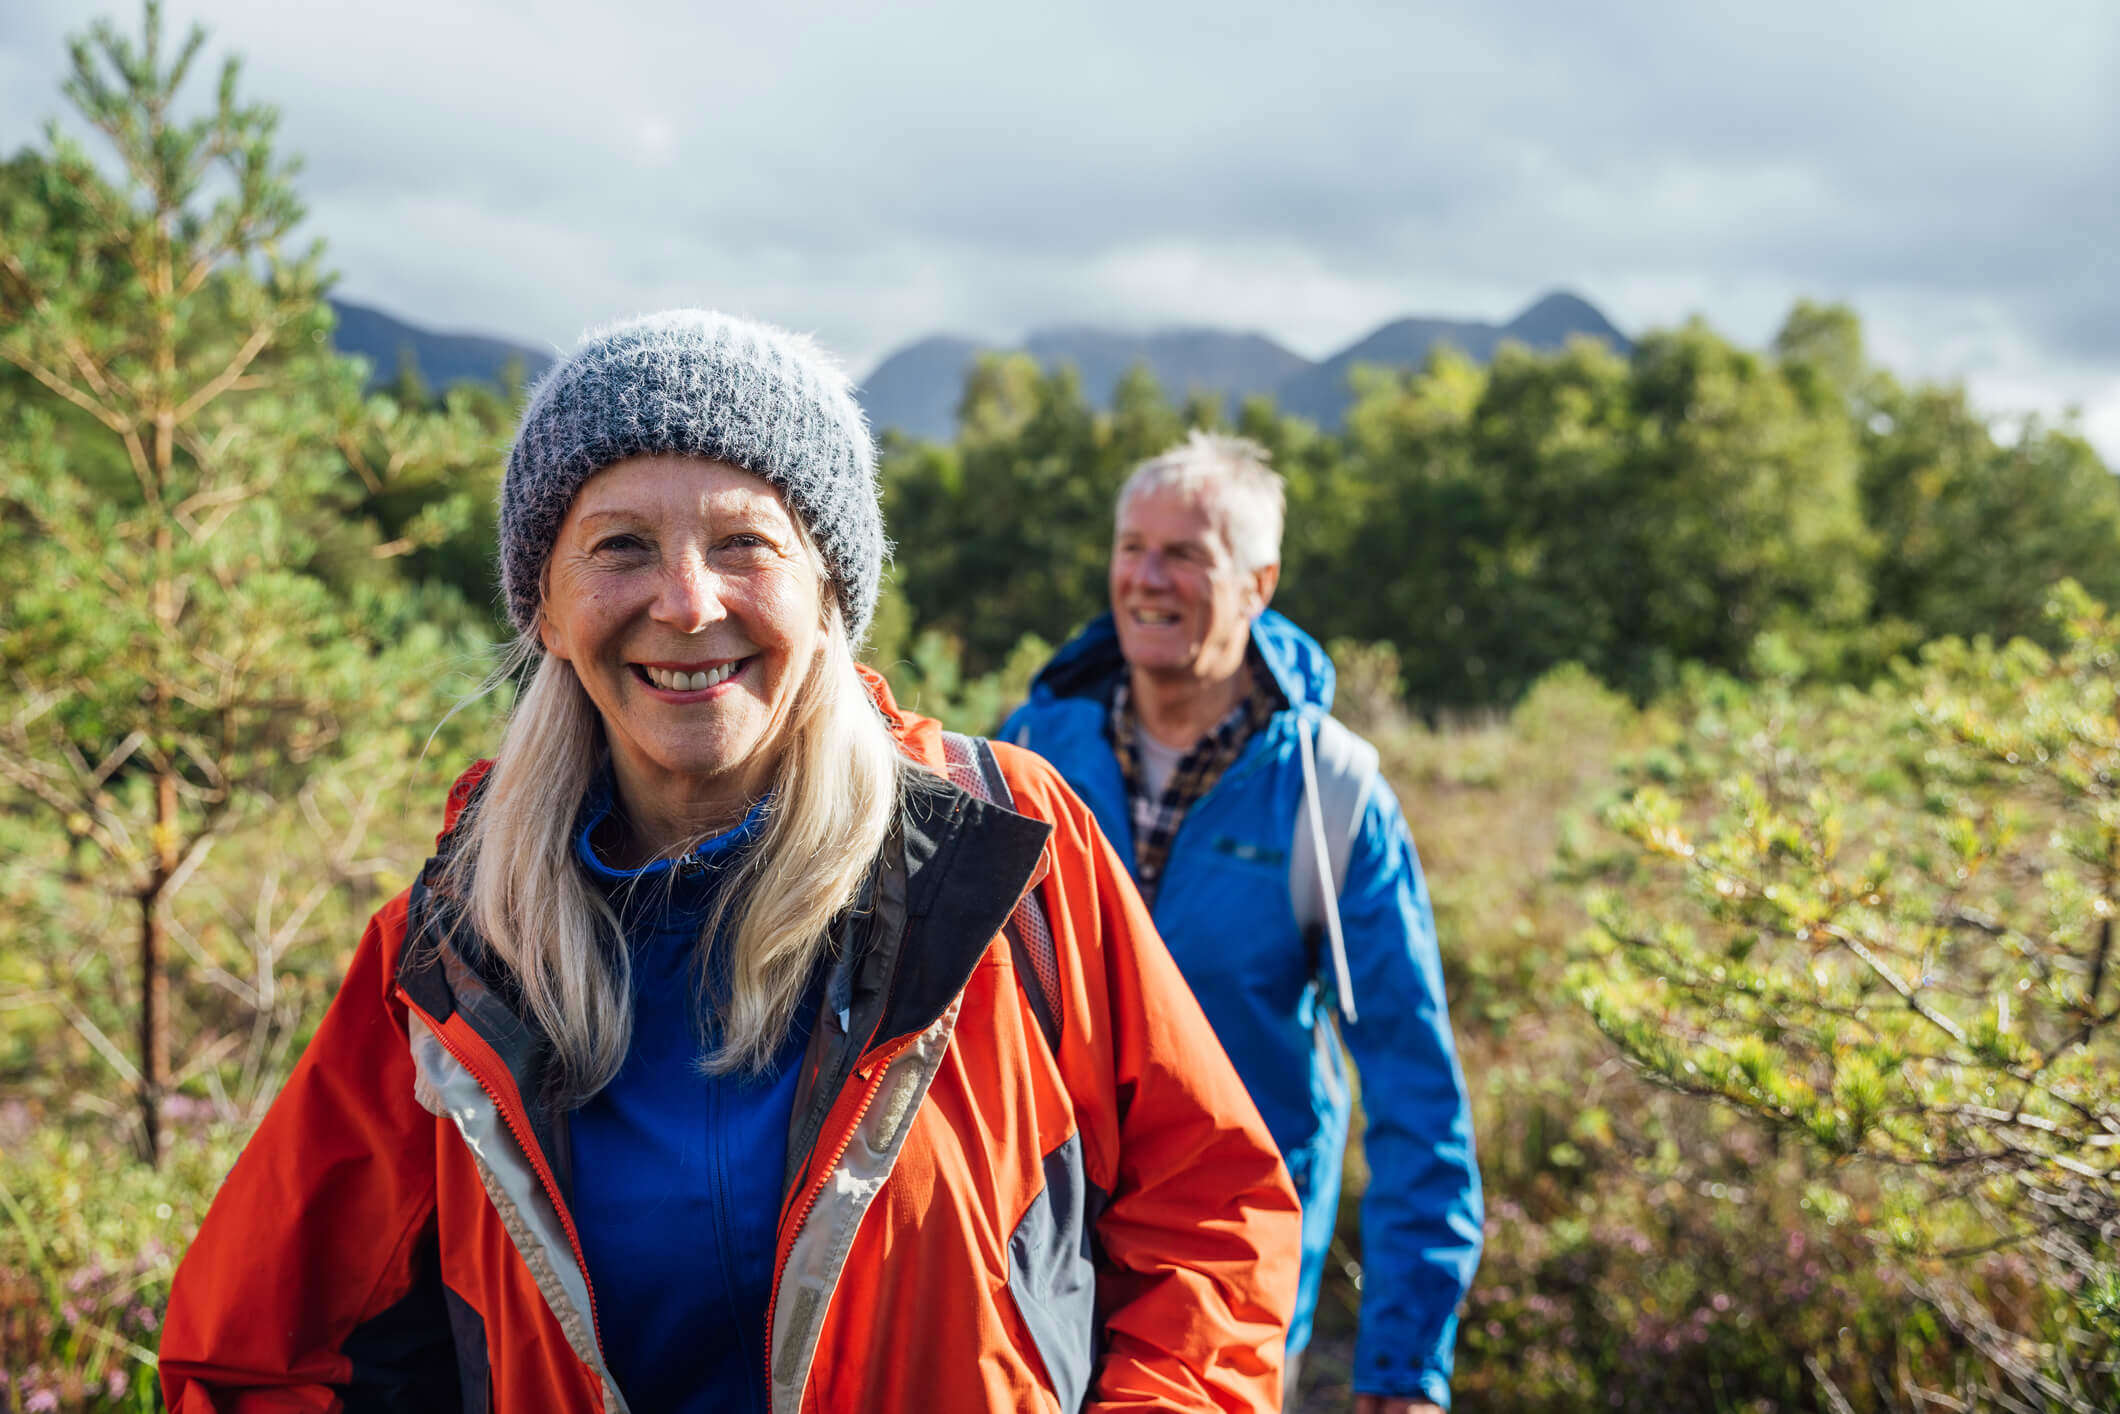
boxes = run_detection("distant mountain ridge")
[327,298,552,392]
[861,290,1631,440]
[1021,327,1313,412]
[320,290,1631,439]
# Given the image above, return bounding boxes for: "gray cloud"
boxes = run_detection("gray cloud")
[3,0,2116,450]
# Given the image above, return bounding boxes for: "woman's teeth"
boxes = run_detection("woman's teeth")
[645,662,739,691]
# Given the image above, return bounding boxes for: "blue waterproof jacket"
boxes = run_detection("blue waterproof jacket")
[1002,610,1482,1405]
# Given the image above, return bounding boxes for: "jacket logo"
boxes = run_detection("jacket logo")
[1212,835,1286,867]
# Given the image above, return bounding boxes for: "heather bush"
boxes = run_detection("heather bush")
[1579,585,2120,1411]
[0,1117,242,1413]
[1300,663,1980,1412]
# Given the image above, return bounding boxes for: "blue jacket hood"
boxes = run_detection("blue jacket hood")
[1029,608,1337,716]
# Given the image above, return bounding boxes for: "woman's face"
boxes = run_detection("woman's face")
[539,455,824,816]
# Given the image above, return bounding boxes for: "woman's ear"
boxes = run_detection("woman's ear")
[537,606,567,661]
[534,558,569,659]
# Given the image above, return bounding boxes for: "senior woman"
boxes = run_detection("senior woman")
[159,312,1299,1414]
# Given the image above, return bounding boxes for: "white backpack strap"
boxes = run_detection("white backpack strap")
[940,731,1062,1050]
[1290,714,1379,1026]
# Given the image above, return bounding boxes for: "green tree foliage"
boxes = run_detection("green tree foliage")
[1280,322,1877,704]
[0,2,493,1166]
[885,307,2118,718]
[1862,392,2120,650]
[1578,585,2120,1409]
[881,355,1192,672]
[1772,298,2120,657]
[329,372,516,630]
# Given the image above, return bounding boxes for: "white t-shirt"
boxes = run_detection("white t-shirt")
[1133,725,1190,800]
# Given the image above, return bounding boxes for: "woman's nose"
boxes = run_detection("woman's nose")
[651,552,726,633]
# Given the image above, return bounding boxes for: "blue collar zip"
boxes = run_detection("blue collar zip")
[574,775,773,932]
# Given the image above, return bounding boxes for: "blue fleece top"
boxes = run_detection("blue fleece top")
[567,785,811,1414]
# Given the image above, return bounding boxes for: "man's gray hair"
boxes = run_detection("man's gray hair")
[1116,430,1286,573]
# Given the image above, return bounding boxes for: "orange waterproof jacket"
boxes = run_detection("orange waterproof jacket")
[160,678,1300,1413]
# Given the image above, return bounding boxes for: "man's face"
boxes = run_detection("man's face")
[1109,486,1274,688]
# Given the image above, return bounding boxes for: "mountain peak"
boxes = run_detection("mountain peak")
[1504,290,1628,347]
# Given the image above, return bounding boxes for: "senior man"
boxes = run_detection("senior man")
[1002,432,1482,1412]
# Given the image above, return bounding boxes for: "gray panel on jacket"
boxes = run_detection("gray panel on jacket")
[1007,1132,1106,1411]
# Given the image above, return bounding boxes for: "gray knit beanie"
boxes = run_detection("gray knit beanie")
[500,310,884,645]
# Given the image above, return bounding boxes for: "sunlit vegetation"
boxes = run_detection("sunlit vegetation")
[4,6,2116,1411]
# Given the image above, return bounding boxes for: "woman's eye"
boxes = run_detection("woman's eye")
[593,533,647,554]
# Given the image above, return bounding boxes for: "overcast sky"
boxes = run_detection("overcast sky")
[3,0,2116,454]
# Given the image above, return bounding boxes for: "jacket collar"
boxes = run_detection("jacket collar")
[398,747,1051,1193]
[1029,607,1338,716]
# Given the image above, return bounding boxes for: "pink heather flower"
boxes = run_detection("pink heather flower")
[107,1369,131,1397]
[27,1389,60,1413]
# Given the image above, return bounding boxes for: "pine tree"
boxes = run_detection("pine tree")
[0,3,491,1164]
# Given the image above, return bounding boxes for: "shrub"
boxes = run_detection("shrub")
[0,1118,243,1412]
[1579,582,2120,1410]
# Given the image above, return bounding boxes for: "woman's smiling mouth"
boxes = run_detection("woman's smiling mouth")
[633,658,751,694]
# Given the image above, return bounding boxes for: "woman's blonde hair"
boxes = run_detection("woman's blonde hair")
[438,531,909,1099]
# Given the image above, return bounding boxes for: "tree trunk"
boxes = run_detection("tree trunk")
[139,768,177,1166]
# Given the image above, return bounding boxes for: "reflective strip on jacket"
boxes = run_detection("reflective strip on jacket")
[159,671,1300,1412]
[1001,610,1483,1406]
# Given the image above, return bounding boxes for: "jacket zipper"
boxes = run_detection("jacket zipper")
[400,988,609,1378]
[758,782,1033,1407]
[761,1028,921,1409]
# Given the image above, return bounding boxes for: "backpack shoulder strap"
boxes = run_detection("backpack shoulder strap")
[1310,714,1381,898]
[1290,713,1380,1025]
[939,731,1062,1051]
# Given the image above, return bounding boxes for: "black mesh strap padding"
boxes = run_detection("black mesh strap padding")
[940,732,1062,1052]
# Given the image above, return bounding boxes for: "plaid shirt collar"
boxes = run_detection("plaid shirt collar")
[1108,649,1283,905]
